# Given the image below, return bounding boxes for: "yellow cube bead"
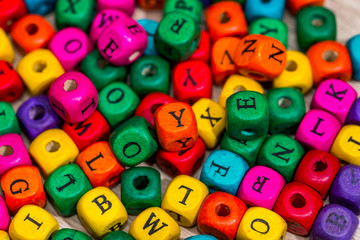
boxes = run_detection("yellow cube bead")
[236,207,287,240]
[161,175,209,227]
[17,48,64,95]
[29,129,79,177]
[192,98,226,149]
[331,125,360,165]
[0,230,10,240]
[273,50,313,95]
[9,205,59,240]
[218,75,264,108]
[0,28,14,63]
[77,186,128,238]
[129,207,180,240]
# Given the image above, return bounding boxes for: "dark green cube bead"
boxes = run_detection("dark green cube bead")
[250,18,288,48]
[121,167,161,215]
[81,50,127,90]
[297,6,336,52]
[102,231,135,240]
[267,88,306,134]
[257,134,305,182]
[44,164,92,216]
[129,56,170,97]
[0,102,20,135]
[52,228,92,240]
[164,0,203,24]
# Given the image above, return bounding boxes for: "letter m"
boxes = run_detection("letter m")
[143,212,168,235]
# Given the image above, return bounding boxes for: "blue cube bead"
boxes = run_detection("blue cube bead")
[200,150,249,195]
[138,19,159,56]
[24,0,56,15]
[244,0,286,23]
[185,235,217,240]
[347,34,360,81]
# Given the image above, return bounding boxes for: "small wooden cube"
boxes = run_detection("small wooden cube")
[0,28,15,63]
[0,196,10,231]
[331,125,360,166]
[0,102,21,135]
[189,30,210,63]
[0,61,24,102]
[52,228,92,240]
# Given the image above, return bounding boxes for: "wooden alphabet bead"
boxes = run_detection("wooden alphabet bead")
[9,205,59,240]
[1,166,46,215]
[0,231,10,240]
[197,192,247,240]
[52,228,92,240]
[274,182,323,236]
[346,97,360,125]
[189,30,210,63]
[331,125,360,166]
[97,0,135,16]
[0,61,23,102]
[23,0,56,15]
[164,0,203,24]
[249,18,288,48]
[347,34,360,80]
[0,102,21,135]
[0,0,27,32]
[155,102,198,151]
[185,235,217,240]
[234,34,287,81]
[0,28,15,63]
[287,0,324,15]
[77,187,128,238]
[17,48,64,96]
[244,0,285,23]
[48,71,98,123]
[138,0,164,9]
[295,109,341,152]
[29,129,79,177]
[137,19,159,56]
[162,175,209,227]
[103,231,134,240]
[0,196,10,231]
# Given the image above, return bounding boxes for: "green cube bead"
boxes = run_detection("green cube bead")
[103,231,135,240]
[297,6,336,52]
[55,0,95,31]
[110,116,158,167]
[98,82,140,128]
[44,164,92,216]
[164,0,203,24]
[220,132,266,167]
[121,167,161,215]
[0,102,20,135]
[267,88,306,135]
[226,91,269,140]
[155,12,201,61]
[52,228,92,240]
[129,56,170,97]
[81,50,127,90]
[257,134,305,182]
[249,18,288,48]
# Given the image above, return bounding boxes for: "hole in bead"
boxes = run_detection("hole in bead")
[322,50,338,62]
[64,80,77,92]
[151,103,163,114]
[0,145,14,156]
[290,193,306,208]
[312,15,325,27]
[313,160,328,172]
[286,60,298,72]
[234,85,247,93]
[96,58,109,69]
[141,64,157,77]
[219,12,231,23]
[33,61,47,72]
[278,97,292,108]
[248,72,266,80]
[216,204,230,217]
[133,176,149,190]
[129,51,141,62]
[46,141,60,152]
[241,129,255,137]
[28,105,46,120]
[26,24,38,35]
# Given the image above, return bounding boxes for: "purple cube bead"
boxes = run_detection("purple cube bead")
[346,97,360,125]
[16,95,62,140]
[310,204,359,240]
[329,164,360,215]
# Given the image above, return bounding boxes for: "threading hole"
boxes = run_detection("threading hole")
[141,64,157,77]
[0,145,14,156]
[216,204,230,217]
[64,80,77,92]
[151,103,163,114]
[46,141,60,152]
[322,50,338,62]
[234,85,246,93]
[248,72,266,80]
[241,129,255,137]
[312,15,325,27]
[219,12,231,24]
[278,97,292,108]
[129,51,141,62]
[313,160,328,172]
[26,24,38,35]
[97,58,109,69]
[33,61,47,72]
[28,105,46,120]
[133,176,149,190]
[290,193,306,208]
[286,60,298,72]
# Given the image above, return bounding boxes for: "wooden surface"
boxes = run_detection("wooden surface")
[8,0,360,239]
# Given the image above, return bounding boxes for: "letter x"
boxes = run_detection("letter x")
[64,0,80,13]
[200,108,222,127]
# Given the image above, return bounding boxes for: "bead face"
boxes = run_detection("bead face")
[96,0,135,16]
[287,0,324,14]
[23,0,56,15]
[245,0,286,23]
[0,196,10,231]
[0,61,23,102]
[189,30,210,63]
[103,231,134,240]
[331,125,360,166]
[52,228,92,240]
[347,34,360,80]
[0,0,27,32]
[249,18,288,48]
[164,0,203,24]
[0,28,15,63]
[0,102,21,135]
[138,19,159,56]
[346,97,360,125]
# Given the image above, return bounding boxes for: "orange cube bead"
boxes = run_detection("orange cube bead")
[155,102,198,152]
[235,34,287,82]
[287,0,325,15]
[307,40,352,86]
[10,14,55,53]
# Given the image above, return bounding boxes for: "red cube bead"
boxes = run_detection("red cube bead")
[0,0,27,32]
[189,30,210,63]
[0,61,24,102]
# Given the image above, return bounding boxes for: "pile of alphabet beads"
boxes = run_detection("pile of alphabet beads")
[1,0,360,239]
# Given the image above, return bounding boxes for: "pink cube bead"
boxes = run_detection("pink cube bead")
[98,17,147,66]
[97,0,135,16]
[0,133,32,176]
[48,71,98,123]
[89,9,128,45]
[0,196,9,231]
[237,166,286,210]
[295,109,341,152]
[311,79,357,124]
[48,27,93,71]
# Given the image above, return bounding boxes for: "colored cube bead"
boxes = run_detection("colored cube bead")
[0,0,27,32]
[197,192,247,240]
[249,18,288,48]
[185,235,217,240]
[77,187,128,238]
[23,0,56,15]
[189,30,210,62]
[0,196,10,231]
[331,125,360,166]
[226,91,269,140]
[274,182,323,236]
[287,0,324,15]
[16,95,62,141]
[103,231,134,240]
[347,34,360,80]
[164,0,203,24]
[52,228,92,240]
[200,150,249,195]
[267,88,306,134]
[121,167,161,215]
[138,19,159,56]
[96,0,135,16]
[110,116,158,167]
[346,97,360,125]
[0,230,10,240]
[0,102,21,135]
[0,61,22,102]
[162,175,209,227]
[29,129,79,177]
[138,0,164,9]
[295,109,341,152]
[245,0,285,23]
[0,28,15,64]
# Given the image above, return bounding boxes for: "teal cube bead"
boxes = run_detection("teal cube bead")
[249,18,288,48]
[0,102,20,135]
[297,6,336,52]
[129,56,170,97]
[347,34,360,81]
[121,167,161,215]
[164,0,203,24]
[52,228,92,240]
[110,116,158,167]
[44,164,92,216]
[257,134,305,182]
[138,19,159,56]
[103,231,135,240]
[267,88,306,134]
[185,235,217,240]
[81,50,127,90]
[98,82,140,128]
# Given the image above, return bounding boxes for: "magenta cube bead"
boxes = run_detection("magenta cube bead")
[237,166,286,210]
[98,17,148,66]
[48,71,98,123]
[96,0,135,16]
[0,133,32,176]
[311,79,357,124]
[0,196,9,231]
[295,109,341,152]
[48,27,93,71]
